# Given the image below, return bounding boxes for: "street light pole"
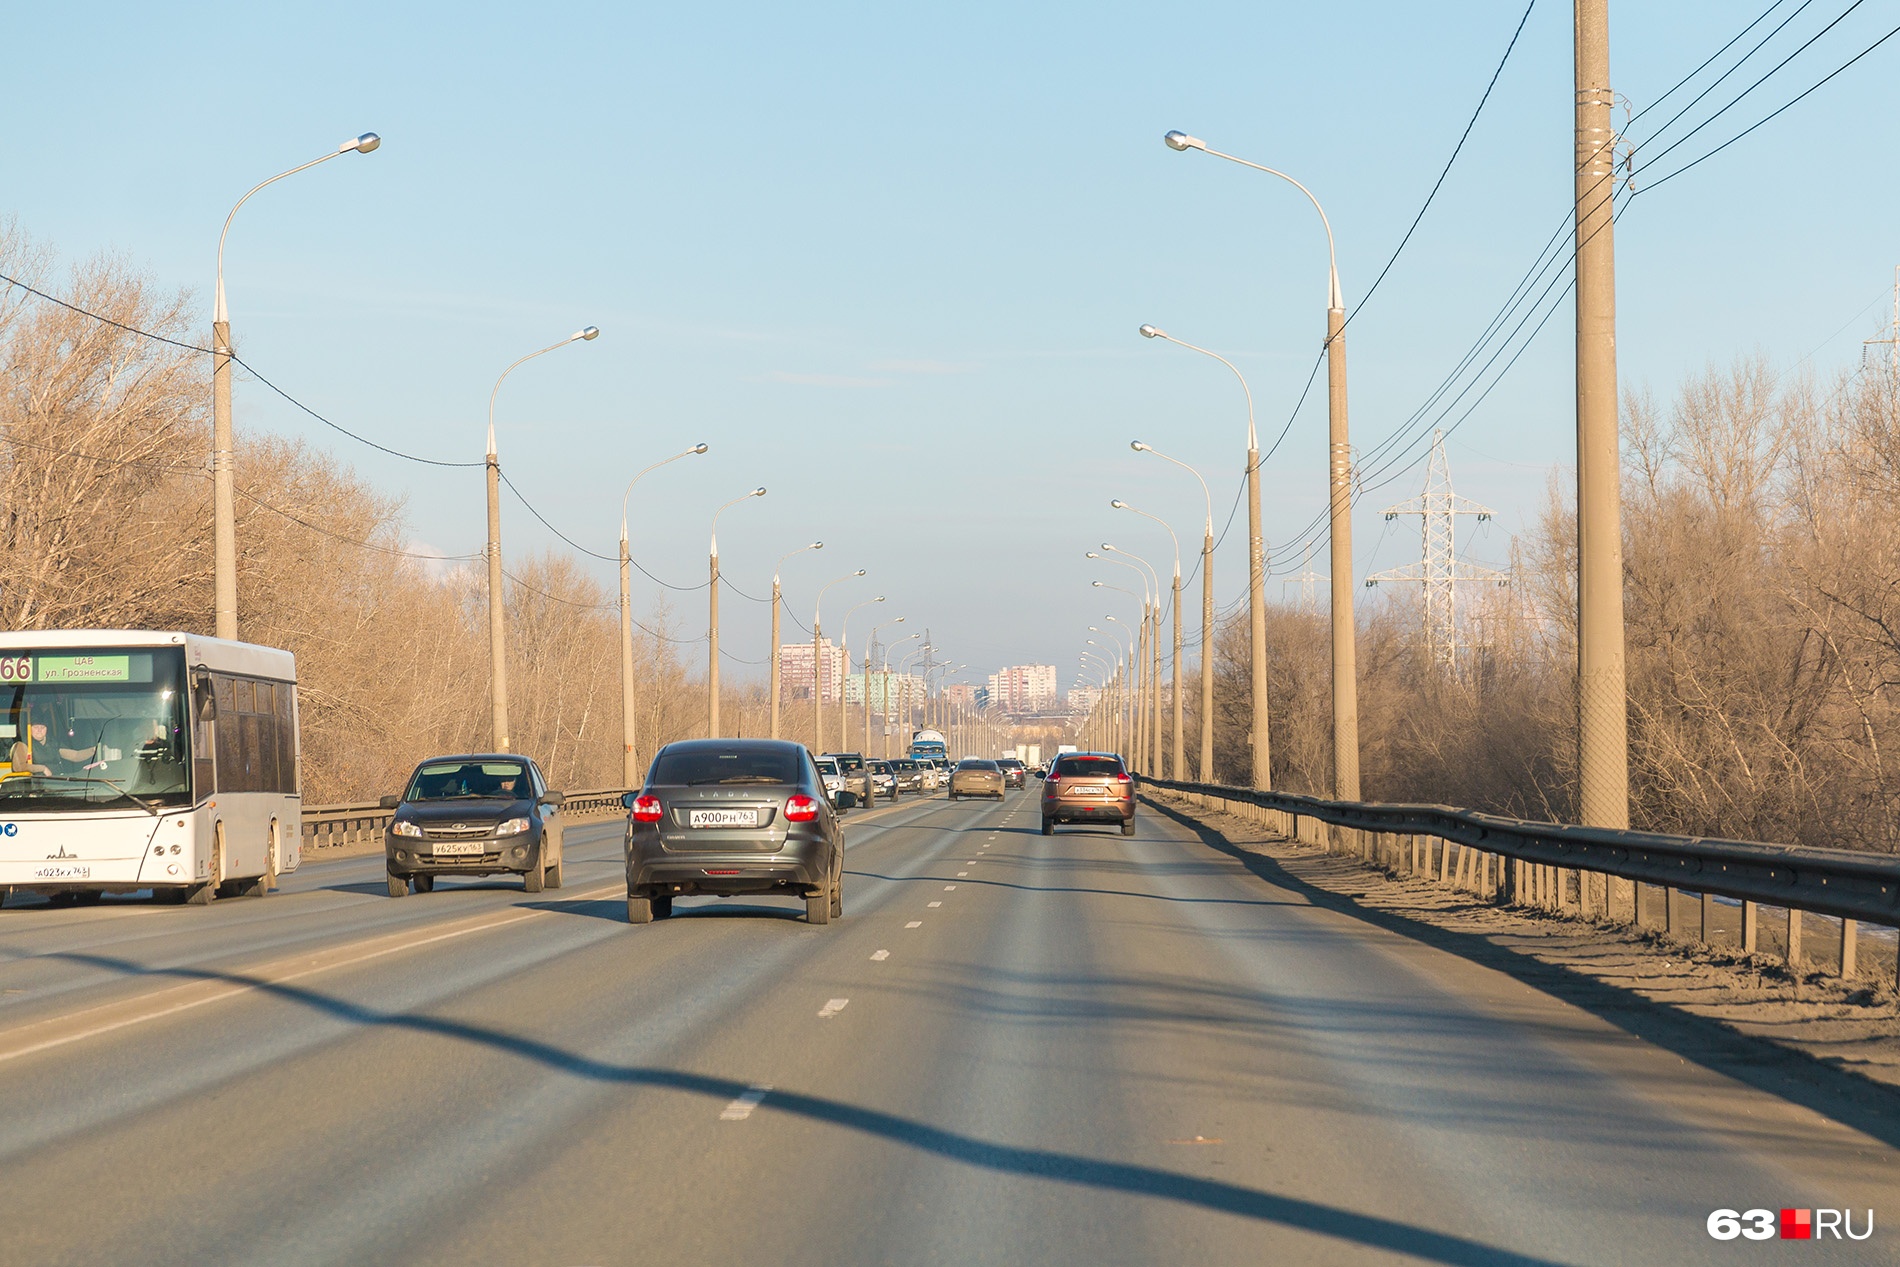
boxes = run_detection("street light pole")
[1132,439,1216,781]
[486,325,601,752]
[213,132,380,641]
[1101,543,1161,773]
[771,541,824,739]
[620,443,709,786]
[708,487,767,739]
[868,623,912,757]
[1163,131,1357,798]
[1113,498,1183,780]
[839,596,886,751]
[813,569,866,765]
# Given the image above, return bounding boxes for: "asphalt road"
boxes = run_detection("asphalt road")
[0,789,1895,1265]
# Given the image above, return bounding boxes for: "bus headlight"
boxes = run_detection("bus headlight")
[390,820,423,838]
[494,817,530,837]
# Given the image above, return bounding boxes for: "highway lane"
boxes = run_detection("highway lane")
[0,789,1895,1265]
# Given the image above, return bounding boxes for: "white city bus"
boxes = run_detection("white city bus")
[0,630,300,906]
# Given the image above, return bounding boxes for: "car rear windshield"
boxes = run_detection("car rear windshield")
[408,761,531,801]
[651,747,801,786]
[998,758,1023,768]
[1054,756,1124,778]
[891,760,917,770]
[959,759,999,771]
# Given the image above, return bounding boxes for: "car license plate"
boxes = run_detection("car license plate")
[1070,785,1107,796]
[689,808,759,828]
[432,839,484,855]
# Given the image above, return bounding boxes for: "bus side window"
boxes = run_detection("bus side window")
[277,684,298,794]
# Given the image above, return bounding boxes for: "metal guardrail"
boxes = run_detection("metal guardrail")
[1140,775,1900,985]
[300,786,627,856]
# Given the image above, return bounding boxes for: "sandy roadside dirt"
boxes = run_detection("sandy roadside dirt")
[1146,789,1900,1094]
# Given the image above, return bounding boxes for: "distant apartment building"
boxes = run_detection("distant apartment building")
[778,640,847,703]
[843,671,922,713]
[942,682,976,709]
[1065,685,1102,714]
[987,664,1059,714]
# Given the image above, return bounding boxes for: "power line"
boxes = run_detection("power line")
[0,269,213,355]
[1345,0,1538,328]
[230,355,484,469]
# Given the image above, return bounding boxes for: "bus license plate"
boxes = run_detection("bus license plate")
[432,840,483,856]
[689,809,758,828]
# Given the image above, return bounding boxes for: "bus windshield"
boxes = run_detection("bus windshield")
[0,647,191,812]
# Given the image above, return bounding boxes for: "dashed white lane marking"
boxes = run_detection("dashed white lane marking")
[720,1083,772,1120]
[944,885,957,891]
[818,998,850,1019]
[957,871,969,877]
[905,920,922,928]
[870,949,890,961]
[928,901,942,908]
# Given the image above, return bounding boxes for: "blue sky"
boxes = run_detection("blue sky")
[7,1,1898,689]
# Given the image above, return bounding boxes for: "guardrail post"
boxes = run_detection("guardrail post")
[1663,886,1677,935]
[1840,918,1857,979]
[1787,907,1804,972]
[1741,900,1757,953]
[1700,891,1713,945]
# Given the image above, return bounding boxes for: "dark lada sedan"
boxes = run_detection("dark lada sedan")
[382,755,566,897]
[623,738,844,925]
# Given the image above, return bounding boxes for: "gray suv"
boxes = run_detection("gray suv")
[624,739,844,925]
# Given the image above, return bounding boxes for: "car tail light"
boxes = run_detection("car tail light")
[631,794,663,823]
[785,794,820,822]
[1046,773,1060,782]
[1116,772,1132,783]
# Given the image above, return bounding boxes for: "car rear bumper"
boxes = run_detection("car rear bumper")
[1042,798,1135,822]
[626,825,832,896]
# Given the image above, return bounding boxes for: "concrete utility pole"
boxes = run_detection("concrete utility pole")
[1574,0,1628,831]
[486,326,600,752]
[621,444,710,785]
[212,133,380,642]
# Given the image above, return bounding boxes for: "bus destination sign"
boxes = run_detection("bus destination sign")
[0,655,134,684]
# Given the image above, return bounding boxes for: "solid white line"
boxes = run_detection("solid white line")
[720,1083,772,1120]
[870,949,890,961]
[905,921,922,928]
[818,998,850,1019]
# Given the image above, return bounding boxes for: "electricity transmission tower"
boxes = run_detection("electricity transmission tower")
[1865,265,1899,380]
[1280,542,1326,613]
[1366,430,1506,669]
